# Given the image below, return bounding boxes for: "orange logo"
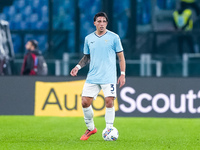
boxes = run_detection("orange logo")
[34,80,119,117]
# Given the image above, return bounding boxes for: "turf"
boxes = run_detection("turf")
[0,116,199,150]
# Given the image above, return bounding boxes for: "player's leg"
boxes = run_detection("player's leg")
[80,96,97,140]
[80,83,100,140]
[105,96,115,129]
[82,96,94,131]
[101,84,116,129]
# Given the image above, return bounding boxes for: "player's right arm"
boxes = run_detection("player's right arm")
[70,54,90,76]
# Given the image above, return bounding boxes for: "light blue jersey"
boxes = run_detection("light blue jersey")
[83,30,123,84]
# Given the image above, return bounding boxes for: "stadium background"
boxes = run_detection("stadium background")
[0,1,200,149]
[0,0,200,118]
[1,0,200,76]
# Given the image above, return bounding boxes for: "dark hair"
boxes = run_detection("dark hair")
[29,40,38,49]
[93,12,109,22]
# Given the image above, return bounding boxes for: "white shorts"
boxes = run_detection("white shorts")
[82,83,116,100]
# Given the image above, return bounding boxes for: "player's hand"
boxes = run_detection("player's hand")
[70,67,79,76]
[117,75,125,88]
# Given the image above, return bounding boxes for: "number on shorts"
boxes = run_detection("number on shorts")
[111,84,114,92]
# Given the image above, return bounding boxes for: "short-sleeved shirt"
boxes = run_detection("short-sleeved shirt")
[83,30,123,84]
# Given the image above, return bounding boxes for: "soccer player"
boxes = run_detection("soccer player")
[70,12,126,140]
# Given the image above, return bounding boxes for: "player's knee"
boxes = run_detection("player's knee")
[105,97,114,108]
[82,97,91,108]
[106,102,113,108]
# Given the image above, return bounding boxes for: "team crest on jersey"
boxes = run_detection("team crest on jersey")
[104,40,109,43]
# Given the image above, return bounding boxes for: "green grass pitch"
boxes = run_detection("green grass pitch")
[0,116,199,150]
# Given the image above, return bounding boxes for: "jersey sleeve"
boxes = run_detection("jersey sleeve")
[83,37,90,54]
[114,35,123,53]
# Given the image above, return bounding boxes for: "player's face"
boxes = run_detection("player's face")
[94,17,108,33]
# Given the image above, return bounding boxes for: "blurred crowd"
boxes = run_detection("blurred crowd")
[0,0,200,76]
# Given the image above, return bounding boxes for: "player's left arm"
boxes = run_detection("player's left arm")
[117,51,126,88]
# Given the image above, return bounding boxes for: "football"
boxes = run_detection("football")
[102,127,119,141]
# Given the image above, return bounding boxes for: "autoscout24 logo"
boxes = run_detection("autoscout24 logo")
[34,81,119,117]
[34,80,200,116]
[120,87,200,114]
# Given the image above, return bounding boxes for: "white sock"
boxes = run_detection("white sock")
[105,106,115,129]
[82,105,95,131]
